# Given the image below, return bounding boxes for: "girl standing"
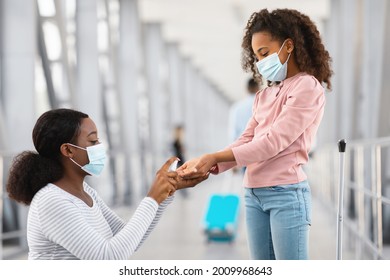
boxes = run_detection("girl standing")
[178,8,332,260]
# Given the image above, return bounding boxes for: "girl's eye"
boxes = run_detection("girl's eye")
[261,52,269,57]
[90,140,99,145]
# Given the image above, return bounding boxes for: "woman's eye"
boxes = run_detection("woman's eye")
[261,52,269,57]
[90,140,99,145]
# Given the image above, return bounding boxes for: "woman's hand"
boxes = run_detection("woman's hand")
[147,157,178,204]
[175,172,209,190]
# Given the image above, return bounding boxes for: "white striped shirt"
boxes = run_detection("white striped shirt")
[27,183,173,260]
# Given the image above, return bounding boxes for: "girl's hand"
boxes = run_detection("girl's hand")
[176,154,217,179]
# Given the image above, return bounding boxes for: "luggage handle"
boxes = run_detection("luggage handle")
[336,139,346,260]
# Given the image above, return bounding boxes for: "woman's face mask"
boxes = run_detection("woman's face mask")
[67,143,106,177]
[255,40,291,82]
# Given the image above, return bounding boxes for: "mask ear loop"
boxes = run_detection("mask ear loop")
[277,40,288,55]
[277,40,292,65]
[284,52,291,65]
[69,157,83,168]
[66,143,87,169]
[66,143,87,151]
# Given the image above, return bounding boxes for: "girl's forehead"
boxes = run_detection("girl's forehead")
[252,32,273,42]
[251,32,280,52]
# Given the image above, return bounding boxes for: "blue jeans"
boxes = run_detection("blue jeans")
[245,181,311,260]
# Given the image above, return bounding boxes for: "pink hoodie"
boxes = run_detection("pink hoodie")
[215,72,325,188]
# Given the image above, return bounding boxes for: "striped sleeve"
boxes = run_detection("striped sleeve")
[135,195,174,251]
[90,184,175,244]
[87,187,126,235]
[94,190,174,251]
[37,191,167,260]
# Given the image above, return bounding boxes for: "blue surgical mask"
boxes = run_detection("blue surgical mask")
[68,143,106,177]
[255,40,291,82]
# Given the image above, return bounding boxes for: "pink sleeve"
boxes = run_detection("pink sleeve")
[232,77,325,167]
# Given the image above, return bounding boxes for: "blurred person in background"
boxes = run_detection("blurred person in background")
[228,78,259,174]
[172,125,189,197]
[6,108,206,260]
[178,8,332,260]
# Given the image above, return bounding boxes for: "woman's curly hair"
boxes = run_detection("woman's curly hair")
[241,8,333,90]
[6,108,88,205]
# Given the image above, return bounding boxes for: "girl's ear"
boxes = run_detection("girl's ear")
[60,143,74,158]
[286,38,294,53]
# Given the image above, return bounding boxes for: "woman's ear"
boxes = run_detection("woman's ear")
[60,143,74,158]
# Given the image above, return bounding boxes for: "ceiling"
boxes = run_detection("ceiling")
[138,0,330,102]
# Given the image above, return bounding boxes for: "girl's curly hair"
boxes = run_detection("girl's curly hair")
[241,8,333,90]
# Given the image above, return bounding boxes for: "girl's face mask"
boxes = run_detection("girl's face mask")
[67,143,106,177]
[255,40,291,82]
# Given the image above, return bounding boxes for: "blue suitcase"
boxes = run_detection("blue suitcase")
[203,193,240,243]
